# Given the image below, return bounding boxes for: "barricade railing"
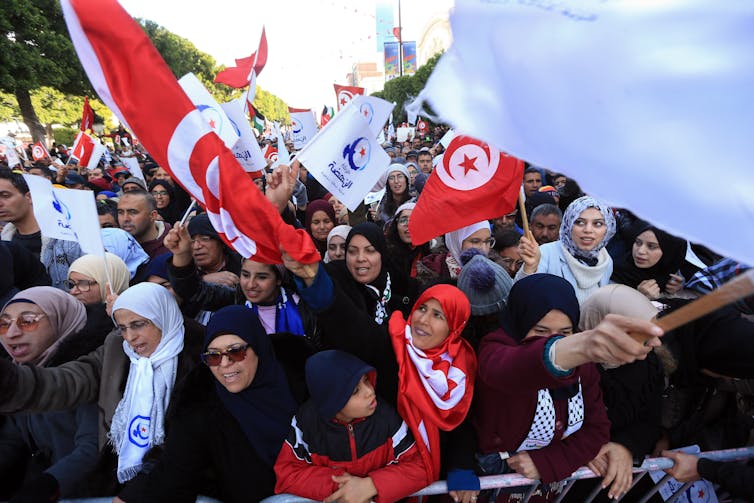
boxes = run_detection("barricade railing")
[261,446,754,503]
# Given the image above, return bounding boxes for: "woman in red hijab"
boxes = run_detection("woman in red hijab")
[389,284,479,503]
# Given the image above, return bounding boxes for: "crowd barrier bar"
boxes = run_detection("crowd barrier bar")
[261,446,754,503]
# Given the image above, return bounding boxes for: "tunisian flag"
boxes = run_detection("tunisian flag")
[80,96,94,131]
[31,141,50,161]
[333,84,364,111]
[409,134,524,245]
[214,27,268,89]
[60,0,318,264]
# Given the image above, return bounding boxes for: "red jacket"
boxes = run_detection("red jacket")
[474,330,610,483]
[274,399,428,503]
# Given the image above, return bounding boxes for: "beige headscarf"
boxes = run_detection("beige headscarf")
[1,286,87,366]
[579,284,658,331]
[68,252,131,302]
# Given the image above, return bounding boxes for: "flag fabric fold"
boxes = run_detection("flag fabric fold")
[60,0,319,264]
[80,96,94,131]
[416,0,754,266]
[408,134,524,245]
[214,27,268,89]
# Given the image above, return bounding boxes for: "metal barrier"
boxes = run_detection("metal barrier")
[262,446,754,503]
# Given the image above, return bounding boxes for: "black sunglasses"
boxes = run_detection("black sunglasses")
[200,344,249,367]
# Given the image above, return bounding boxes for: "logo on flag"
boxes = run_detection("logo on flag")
[359,102,375,124]
[31,142,49,161]
[338,90,354,108]
[197,104,228,135]
[436,135,499,191]
[291,118,302,134]
[343,137,371,171]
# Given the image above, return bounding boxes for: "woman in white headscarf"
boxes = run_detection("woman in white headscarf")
[419,220,494,282]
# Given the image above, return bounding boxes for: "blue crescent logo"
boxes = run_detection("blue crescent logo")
[342,137,371,171]
[196,104,224,134]
[51,192,71,220]
[291,118,302,134]
[359,103,375,123]
[128,415,151,448]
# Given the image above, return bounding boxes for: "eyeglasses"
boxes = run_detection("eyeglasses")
[397,216,410,227]
[500,258,524,268]
[201,344,249,367]
[151,190,169,197]
[387,174,406,182]
[0,313,47,334]
[190,235,214,244]
[466,238,496,247]
[116,319,152,334]
[66,279,98,292]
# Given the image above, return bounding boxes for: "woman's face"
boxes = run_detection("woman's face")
[407,166,419,185]
[68,271,102,305]
[410,298,450,351]
[461,228,493,256]
[346,234,382,284]
[152,167,173,184]
[570,207,607,251]
[206,334,258,394]
[150,187,171,209]
[327,235,346,262]
[396,209,412,244]
[524,309,573,340]
[114,308,163,358]
[329,197,346,218]
[632,230,663,269]
[240,261,281,304]
[388,171,407,196]
[310,210,334,242]
[0,302,55,363]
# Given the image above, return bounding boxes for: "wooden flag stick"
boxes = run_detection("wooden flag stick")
[632,270,754,343]
[518,190,531,238]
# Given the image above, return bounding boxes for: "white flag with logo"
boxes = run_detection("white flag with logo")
[179,73,239,150]
[416,0,754,266]
[1,138,21,167]
[120,156,145,181]
[24,174,104,256]
[349,95,394,138]
[220,97,267,173]
[289,110,318,150]
[296,105,390,211]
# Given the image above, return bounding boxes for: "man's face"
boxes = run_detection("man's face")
[417,153,432,174]
[531,213,562,245]
[89,168,103,180]
[117,194,155,242]
[0,179,32,224]
[492,212,517,231]
[98,213,118,229]
[523,172,542,197]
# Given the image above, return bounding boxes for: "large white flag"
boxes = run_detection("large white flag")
[417,0,754,266]
[24,174,104,256]
[179,73,239,150]
[289,109,318,150]
[220,97,267,173]
[296,105,390,211]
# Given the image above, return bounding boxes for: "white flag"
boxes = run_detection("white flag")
[220,97,267,173]
[120,157,145,181]
[24,174,104,256]
[289,110,318,150]
[272,122,290,168]
[179,73,239,149]
[349,95,394,138]
[417,0,754,266]
[296,105,390,211]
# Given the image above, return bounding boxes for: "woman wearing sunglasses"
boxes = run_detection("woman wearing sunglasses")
[136,305,298,502]
[0,287,100,501]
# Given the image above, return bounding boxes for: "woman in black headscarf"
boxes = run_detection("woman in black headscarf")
[139,305,297,503]
[148,179,182,225]
[611,221,688,299]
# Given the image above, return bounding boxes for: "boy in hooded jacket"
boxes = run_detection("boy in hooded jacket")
[274,350,428,503]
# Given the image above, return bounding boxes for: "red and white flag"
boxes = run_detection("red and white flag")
[31,141,50,161]
[214,27,268,89]
[71,131,106,170]
[417,119,428,135]
[333,84,365,111]
[409,134,524,245]
[80,96,94,131]
[263,145,278,163]
[60,0,319,264]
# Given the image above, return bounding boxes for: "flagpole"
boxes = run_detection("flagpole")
[518,189,531,239]
[242,30,263,116]
[179,199,197,226]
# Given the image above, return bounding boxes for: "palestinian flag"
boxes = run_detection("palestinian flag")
[250,105,266,135]
[320,105,333,127]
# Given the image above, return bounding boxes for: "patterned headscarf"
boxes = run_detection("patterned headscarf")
[559,196,616,264]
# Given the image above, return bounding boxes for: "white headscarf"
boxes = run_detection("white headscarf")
[109,283,184,483]
[444,221,491,263]
[323,225,352,263]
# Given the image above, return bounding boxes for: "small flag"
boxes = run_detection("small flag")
[70,131,106,170]
[214,27,268,89]
[320,105,333,127]
[80,96,94,132]
[221,97,267,173]
[31,141,51,161]
[288,107,318,150]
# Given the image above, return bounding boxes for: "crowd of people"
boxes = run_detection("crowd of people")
[0,124,753,503]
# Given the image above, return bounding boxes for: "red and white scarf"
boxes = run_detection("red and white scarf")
[389,284,477,483]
